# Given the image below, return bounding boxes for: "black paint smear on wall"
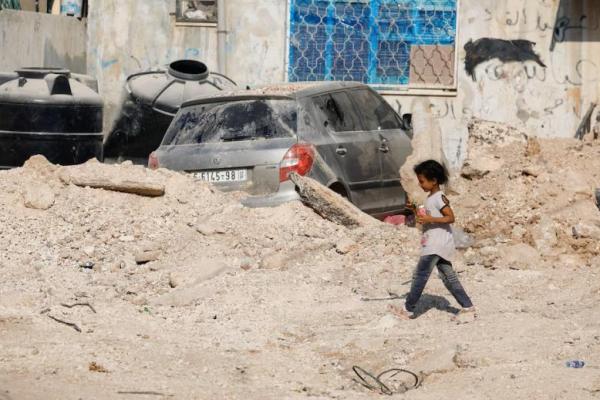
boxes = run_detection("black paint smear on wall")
[464,38,547,81]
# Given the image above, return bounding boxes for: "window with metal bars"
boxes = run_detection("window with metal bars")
[287,0,458,90]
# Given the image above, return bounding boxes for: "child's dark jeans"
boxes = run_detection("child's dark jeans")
[405,254,473,312]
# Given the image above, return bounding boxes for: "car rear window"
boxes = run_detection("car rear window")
[162,99,297,145]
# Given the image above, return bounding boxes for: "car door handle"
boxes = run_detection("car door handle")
[378,144,389,153]
[336,146,347,156]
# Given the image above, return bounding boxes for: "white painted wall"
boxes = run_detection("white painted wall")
[0,9,86,73]
[389,0,600,166]
[86,0,600,166]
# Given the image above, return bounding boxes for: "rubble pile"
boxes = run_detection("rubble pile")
[453,119,600,269]
[1,123,599,399]
[0,156,419,308]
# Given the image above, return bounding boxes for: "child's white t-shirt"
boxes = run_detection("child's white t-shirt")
[421,191,455,262]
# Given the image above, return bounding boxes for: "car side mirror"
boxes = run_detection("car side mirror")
[402,113,412,130]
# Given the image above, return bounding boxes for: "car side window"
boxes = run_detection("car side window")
[313,92,360,133]
[352,89,402,131]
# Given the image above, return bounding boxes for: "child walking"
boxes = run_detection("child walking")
[390,160,474,319]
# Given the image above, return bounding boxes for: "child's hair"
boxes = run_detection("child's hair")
[413,159,449,185]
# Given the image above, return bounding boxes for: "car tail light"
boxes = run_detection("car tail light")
[148,151,160,170]
[279,143,315,182]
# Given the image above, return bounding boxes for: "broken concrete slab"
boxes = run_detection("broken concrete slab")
[59,159,165,197]
[289,173,378,228]
[501,243,541,270]
[461,154,503,180]
[23,182,55,210]
[135,250,161,265]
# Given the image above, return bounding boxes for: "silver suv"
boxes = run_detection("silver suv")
[150,82,412,218]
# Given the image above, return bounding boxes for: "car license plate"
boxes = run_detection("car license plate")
[193,169,248,183]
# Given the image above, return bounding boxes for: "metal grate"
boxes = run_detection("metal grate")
[287,0,457,89]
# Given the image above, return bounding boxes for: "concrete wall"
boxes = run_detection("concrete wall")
[388,0,600,168]
[0,9,86,73]
[87,0,600,167]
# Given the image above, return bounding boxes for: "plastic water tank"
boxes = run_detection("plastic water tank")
[0,67,103,168]
[103,59,236,164]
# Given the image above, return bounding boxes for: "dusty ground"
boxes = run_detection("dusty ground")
[1,120,599,399]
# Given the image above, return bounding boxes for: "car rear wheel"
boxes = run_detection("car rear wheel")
[329,182,348,199]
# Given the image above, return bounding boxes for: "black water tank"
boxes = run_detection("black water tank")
[104,59,236,164]
[0,67,103,168]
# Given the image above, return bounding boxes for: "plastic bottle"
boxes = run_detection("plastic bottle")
[565,360,585,368]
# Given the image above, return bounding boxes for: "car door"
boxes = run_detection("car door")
[310,91,382,211]
[350,88,412,214]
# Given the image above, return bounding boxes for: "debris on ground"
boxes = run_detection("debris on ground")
[0,119,599,398]
[290,172,379,227]
[59,158,166,197]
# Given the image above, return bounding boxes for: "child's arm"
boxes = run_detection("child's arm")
[417,205,455,224]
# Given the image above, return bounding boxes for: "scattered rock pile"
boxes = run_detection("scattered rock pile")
[1,120,599,399]
[453,119,600,270]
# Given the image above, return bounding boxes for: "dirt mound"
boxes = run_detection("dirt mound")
[454,119,600,269]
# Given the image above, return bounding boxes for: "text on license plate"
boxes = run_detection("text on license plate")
[193,169,248,183]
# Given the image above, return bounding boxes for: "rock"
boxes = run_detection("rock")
[154,260,230,307]
[557,169,590,195]
[239,258,254,271]
[196,224,217,236]
[468,119,527,146]
[532,216,557,253]
[572,222,600,240]
[411,348,458,376]
[558,253,585,269]
[453,350,490,368]
[169,259,231,288]
[119,235,135,243]
[335,238,356,254]
[82,246,95,257]
[372,314,399,331]
[169,273,181,288]
[195,222,226,235]
[135,250,161,265]
[131,295,148,306]
[110,260,125,272]
[23,182,55,210]
[511,225,527,241]
[461,155,503,180]
[501,243,541,270]
[463,248,478,265]
[152,285,210,307]
[478,246,499,268]
[453,227,474,249]
[260,252,289,270]
[525,137,541,157]
[522,165,542,177]
[22,155,58,176]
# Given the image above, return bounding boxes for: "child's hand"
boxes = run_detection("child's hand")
[417,214,435,224]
